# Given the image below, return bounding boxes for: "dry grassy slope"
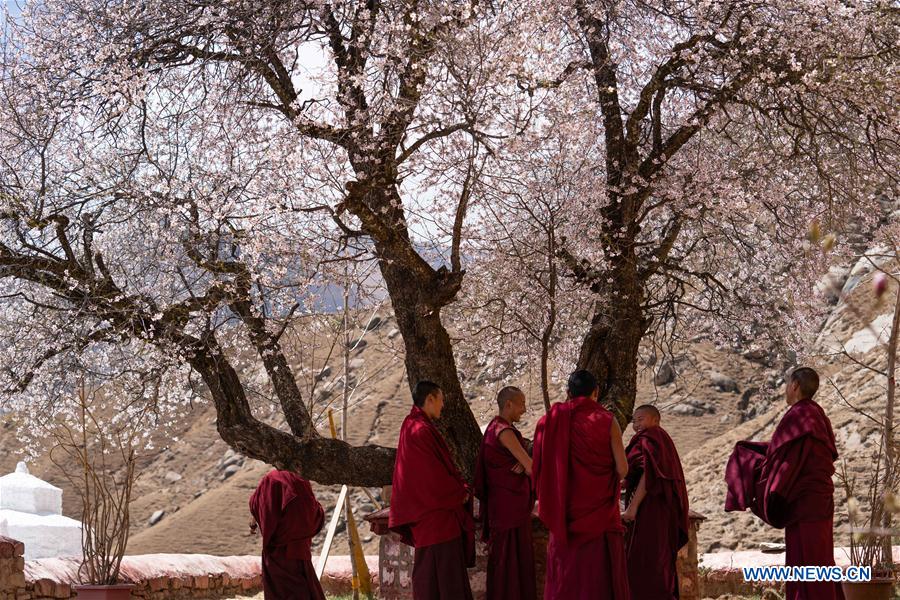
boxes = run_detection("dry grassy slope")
[686,266,897,554]
[2,308,786,557]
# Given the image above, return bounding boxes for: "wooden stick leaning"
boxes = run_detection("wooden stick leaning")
[315,482,348,580]
[324,409,374,598]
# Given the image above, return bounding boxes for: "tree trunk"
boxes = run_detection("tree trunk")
[540,222,558,414]
[880,277,900,566]
[377,258,483,480]
[540,326,553,414]
[343,177,483,481]
[190,344,396,487]
[576,261,648,428]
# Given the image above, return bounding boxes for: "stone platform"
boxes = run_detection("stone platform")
[700,546,900,597]
[0,536,380,600]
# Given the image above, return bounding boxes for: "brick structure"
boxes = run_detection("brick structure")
[1,535,380,600]
[0,536,27,600]
[363,507,489,600]
[0,537,263,600]
[677,510,708,600]
[366,507,708,600]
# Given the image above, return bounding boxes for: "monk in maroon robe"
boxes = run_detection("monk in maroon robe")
[389,380,475,600]
[533,369,631,600]
[623,405,689,599]
[249,470,326,600]
[475,386,536,600]
[725,367,845,600]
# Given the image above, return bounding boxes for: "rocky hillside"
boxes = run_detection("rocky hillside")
[0,303,782,557]
[1,240,894,559]
[686,246,898,554]
[117,320,786,558]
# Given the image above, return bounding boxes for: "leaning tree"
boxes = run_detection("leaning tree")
[0,0,535,482]
[0,0,896,487]
[464,0,899,424]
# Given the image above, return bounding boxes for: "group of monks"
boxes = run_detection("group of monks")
[247,365,844,600]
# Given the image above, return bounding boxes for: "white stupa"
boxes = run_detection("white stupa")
[0,461,82,559]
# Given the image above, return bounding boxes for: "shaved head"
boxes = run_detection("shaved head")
[789,367,819,399]
[497,386,524,410]
[634,404,661,421]
[413,380,442,408]
[632,404,661,433]
[497,385,527,423]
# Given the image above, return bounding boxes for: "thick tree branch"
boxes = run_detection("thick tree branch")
[575,0,626,183]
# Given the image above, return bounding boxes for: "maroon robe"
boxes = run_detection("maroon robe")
[389,406,474,600]
[475,416,536,600]
[624,425,689,599]
[533,397,630,600]
[725,398,844,600]
[249,470,326,600]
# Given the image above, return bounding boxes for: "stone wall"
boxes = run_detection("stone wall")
[676,513,706,600]
[0,536,27,600]
[0,538,262,600]
[700,568,783,598]
[26,554,262,600]
[1,536,380,600]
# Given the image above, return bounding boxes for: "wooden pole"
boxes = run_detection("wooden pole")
[329,409,373,598]
[315,484,348,579]
[881,273,899,567]
[341,266,359,600]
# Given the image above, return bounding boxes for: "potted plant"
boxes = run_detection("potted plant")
[47,382,141,600]
[839,452,898,600]
[832,239,900,599]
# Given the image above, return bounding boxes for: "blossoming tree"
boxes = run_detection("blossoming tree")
[0,0,896,485]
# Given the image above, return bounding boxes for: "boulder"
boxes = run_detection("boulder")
[670,400,716,417]
[815,265,848,305]
[149,510,165,526]
[845,313,893,354]
[222,454,244,469]
[709,372,739,393]
[164,471,182,484]
[738,387,758,411]
[741,349,770,364]
[654,361,676,386]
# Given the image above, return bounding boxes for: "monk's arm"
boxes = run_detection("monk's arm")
[610,420,629,480]
[623,473,647,521]
[499,429,533,476]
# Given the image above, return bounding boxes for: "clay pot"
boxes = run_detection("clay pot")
[73,584,135,600]
[840,578,895,600]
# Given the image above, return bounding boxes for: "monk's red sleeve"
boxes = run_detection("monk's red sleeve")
[412,429,469,508]
[531,418,545,494]
[762,438,811,527]
[624,444,643,505]
[725,440,768,513]
[304,487,326,538]
[250,478,282,548]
